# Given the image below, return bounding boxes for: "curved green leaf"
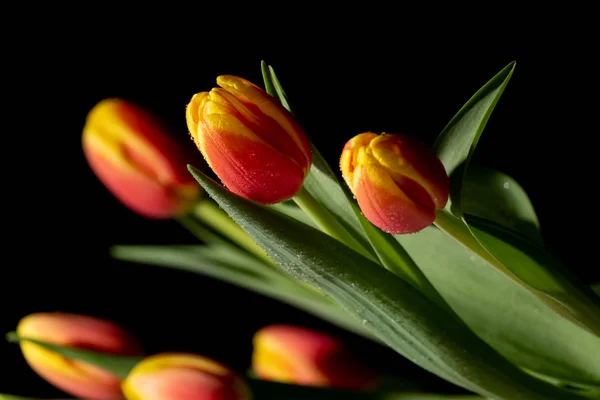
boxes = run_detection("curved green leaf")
[462,167,542,246]
[395,226,600,387]
[435,210,600,336]
[467,219,600,332]
[432,62,600,336]
[189,165,585,400]
[6,333,141,378]
[433,61,515,217]
[112,244,375,340]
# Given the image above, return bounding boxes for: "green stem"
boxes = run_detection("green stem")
[193,200,276,266]
[176,213,228,245]
[293,187,377,262]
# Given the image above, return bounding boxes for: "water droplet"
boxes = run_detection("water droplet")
[361,319,368,325]
[503,182,510,189]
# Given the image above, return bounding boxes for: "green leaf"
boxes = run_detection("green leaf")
[471,219,600,331]
[261,60,277,100]
[433,61,515,216]
[432,62,600,336]
[436,209,600,336]
[5,332,140,379]
[462,167,543,246]
[188,165,585,400]
[593,284,600,296]
[112,244,375,340]
[395,226,600,387]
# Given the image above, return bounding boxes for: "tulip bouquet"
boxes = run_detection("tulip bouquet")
[4,61,600,400]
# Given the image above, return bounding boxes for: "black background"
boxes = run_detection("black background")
[3,17,598,397]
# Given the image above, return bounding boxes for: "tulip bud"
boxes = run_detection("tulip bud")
[122,353,251,400]
[83,98,201,218]
[17,312,144,400]
[252,325,377,390]
[340,132,449,234]
[186,75,312,204]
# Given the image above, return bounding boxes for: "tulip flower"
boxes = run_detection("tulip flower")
[17,312,144,400]
[83,98,201,219]
[122,353,251,400]
[252,325,377,390]
[340,132,449,234]
[186,75,312,204]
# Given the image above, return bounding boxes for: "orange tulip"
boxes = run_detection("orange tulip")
[252,325,377,390]
[83,98,201,218]
[17,312,144,400]
[340,132,449,234]
[122,353,251,400]
[186,75,312,204]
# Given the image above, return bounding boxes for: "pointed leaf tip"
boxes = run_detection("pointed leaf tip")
[188,164,210,182]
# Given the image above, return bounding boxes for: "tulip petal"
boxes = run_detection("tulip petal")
[186,92,210,147]
[85,99,191,185]
[17,313,143,400]
[253,325,377,390]
[216,75,311,172]
[84,98,201,218]
[340,132,448,234]
[129,353,229,376]
[340,132,378,190]
[354,161,435,234]
[122,353,250,400]
[125,368,237,400]
[84,143,197,218]
[370,134,449,208]
[200,114,305,204]
[207,88,309,173]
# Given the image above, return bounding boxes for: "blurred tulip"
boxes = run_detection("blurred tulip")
[122,353,251,400]
[83,98,201,218]
[252,325,377,390]
[17,312,144,400]
[186,75,312,204]
[340,132,449,234]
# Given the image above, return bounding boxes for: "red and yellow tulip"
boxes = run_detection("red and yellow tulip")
[186,75,312,204]
[17,312,144,400]
[83,98,201,219]
[122,353,251,400]
[340,132,449,234]
[252,325,377,390]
